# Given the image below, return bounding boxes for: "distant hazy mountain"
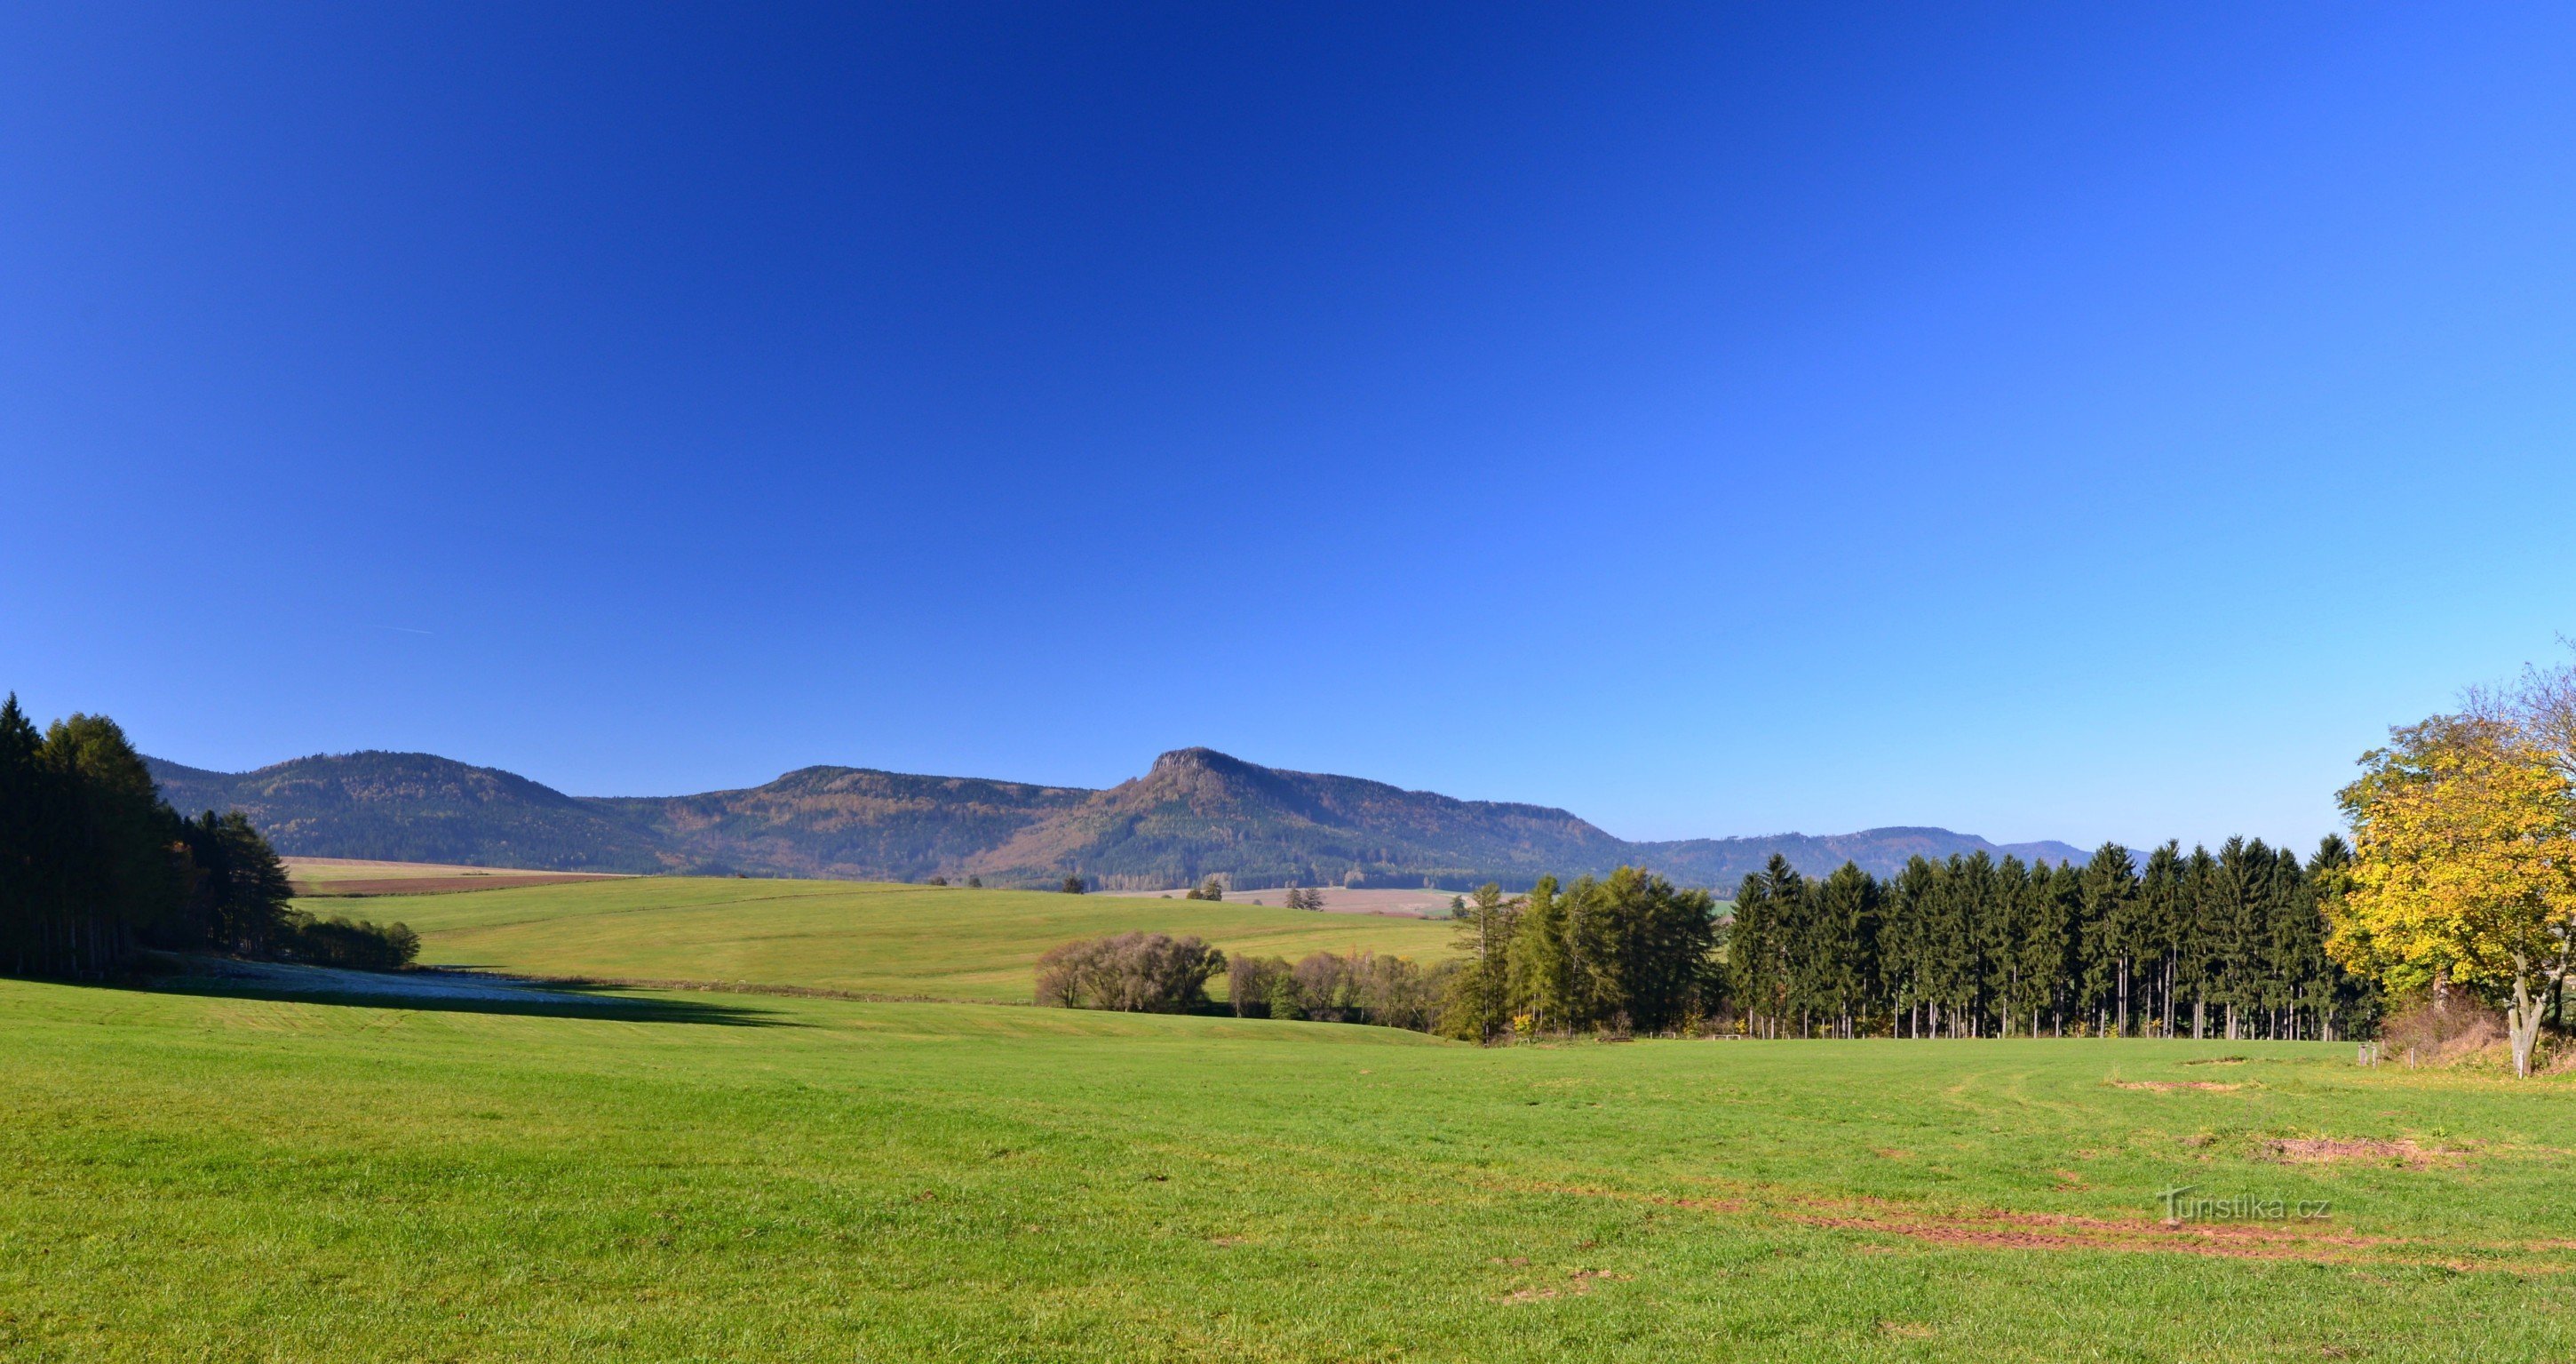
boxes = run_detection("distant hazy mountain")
[1633,828,2091,889]
[144,746,2090,891]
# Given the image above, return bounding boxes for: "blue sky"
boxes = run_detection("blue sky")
[4,3,2572,850]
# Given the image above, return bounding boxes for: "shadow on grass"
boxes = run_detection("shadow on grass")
[115,956,797,1027]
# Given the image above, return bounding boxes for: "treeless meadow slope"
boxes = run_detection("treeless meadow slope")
[382,876,1461,1001]
[4,978,2569,1361]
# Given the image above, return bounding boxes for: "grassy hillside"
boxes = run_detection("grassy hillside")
[5,977,2571,1360]
[378,877,1460,1001]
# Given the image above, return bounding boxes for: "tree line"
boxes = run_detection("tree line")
[1041,839,2373,1045]
[0,697,417,978]
[1729,841,2374,1042]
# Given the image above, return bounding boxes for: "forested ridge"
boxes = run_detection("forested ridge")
[147,745,2084,889]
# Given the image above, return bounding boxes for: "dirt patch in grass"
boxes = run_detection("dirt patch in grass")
[2268,1138,2457,1168]
[1497,1267,1629,1304]
[1502,1176,2562,1271]
[2108,1080,2244,1092]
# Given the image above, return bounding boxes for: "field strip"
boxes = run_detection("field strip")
[1485,1176,2576,1272]
[508,973,1023,1006]
[392,885,864,933]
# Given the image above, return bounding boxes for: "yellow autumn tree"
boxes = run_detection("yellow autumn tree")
[2331,713,2576,1076]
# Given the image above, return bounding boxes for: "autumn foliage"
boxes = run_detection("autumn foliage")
[2333,662,2576,1076]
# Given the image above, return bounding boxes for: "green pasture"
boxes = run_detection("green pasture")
[6,873,2573,1360]
[370,878,1460,1001]
[4,973,2575,1361]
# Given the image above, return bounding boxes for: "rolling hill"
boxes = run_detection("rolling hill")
[146,752,671,872]
[147,746,2089,890]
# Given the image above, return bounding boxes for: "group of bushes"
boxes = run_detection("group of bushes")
[0,696,417,978]
[1227,951,1453,1029]
[1030,932,1457,1030]
[288,913,422,971]
[1033,931,1226,1011]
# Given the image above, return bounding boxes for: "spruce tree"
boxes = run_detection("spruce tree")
[2137,842,2185,1037]
[1810,863,1878,1038]
[1886,857,1937,1035]
[2079,843,2140,1035]
[1727,859,1803,1038]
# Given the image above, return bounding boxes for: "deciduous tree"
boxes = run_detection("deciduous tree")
[2333,714,2576,1076]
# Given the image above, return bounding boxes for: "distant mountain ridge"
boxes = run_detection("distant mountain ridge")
[146,746,2092,891]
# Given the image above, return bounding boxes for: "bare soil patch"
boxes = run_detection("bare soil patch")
[1499,1176,2553,1270]
[2108,1080,2243,1092]
[2268,1138,2457,1168]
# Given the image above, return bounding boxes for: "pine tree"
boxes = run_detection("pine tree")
[2211,838,2275,1040]
[1506,875,1573,1033]
[2079,843,2140,1035]
[2013,858,2071,1037]
[1809,863,1878,1038]
[38,714,185,974]
[0,695,44,976]
[1922,856,1976,1036]
[1439,882,1519,1041]
[1885,857,1937,1035]
[2137,842,2185,1038]
[2304,834,2379,1040]
[1728,857,1801,1037]
[179,810,295,954]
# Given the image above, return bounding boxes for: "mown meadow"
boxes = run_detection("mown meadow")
[4,873,2573,1360]
[5,977,2574,1362]
[386,878,1459,1001]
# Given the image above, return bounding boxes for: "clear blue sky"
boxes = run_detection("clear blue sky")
[5,4,2572,850]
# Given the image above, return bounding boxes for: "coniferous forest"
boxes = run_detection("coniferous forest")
[1725,840,2374,1042]
[1433,839,2376,1043]
[0,696,415,977]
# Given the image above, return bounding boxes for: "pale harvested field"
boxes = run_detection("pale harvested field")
[1101,885,1462,918]
[283,857,631,897]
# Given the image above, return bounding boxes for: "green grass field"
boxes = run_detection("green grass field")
[377,878,1460,1001]
[4,875,2573,1360]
